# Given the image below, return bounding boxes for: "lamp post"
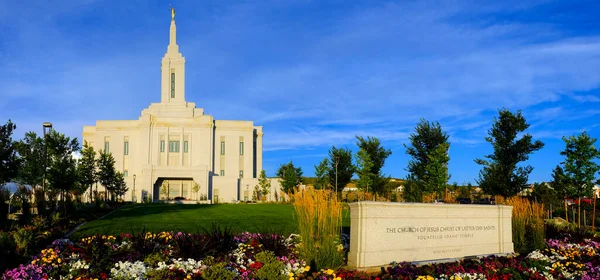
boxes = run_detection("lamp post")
[246,184,249,202]
[334,156,339,198]
[42,122,53,194]
[132,174,136,203]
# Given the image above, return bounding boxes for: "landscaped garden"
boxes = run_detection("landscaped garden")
[5,192,600,279]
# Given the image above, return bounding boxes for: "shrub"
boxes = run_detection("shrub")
[13,227,35,257]
[172,232,219,260]
[0,231,17,272]
[255,250,287,280]
[291,187,344,271]
[201,258,237,280]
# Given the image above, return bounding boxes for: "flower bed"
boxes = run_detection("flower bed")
[4,233,600,279]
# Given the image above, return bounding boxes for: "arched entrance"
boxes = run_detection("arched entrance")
[153,177,195,201]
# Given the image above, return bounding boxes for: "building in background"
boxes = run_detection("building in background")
[83,12,276,203]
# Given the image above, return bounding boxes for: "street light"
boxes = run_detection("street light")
[334,156,339,197]
[42,122,52,194]
[133,174,136,203]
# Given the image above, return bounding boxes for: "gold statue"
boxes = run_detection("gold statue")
[170,5,175,20]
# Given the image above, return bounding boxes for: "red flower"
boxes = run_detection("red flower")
[250,261,263,270]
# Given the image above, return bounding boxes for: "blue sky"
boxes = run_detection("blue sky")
[1,0,599,184]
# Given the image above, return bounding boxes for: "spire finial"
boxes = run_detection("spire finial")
[170,5,175,21]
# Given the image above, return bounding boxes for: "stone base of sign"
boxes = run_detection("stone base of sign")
[348,202,513,269]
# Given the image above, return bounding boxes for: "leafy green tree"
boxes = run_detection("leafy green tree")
[112,172,128,200]
[45,130,79,213]
[257,170,271,201]
[277,161,303,194]
[97,150,117,201]
[475,109,544,197]
[555,132,600,227]
[192,182,200,201]
[0,120,19,186]
[422,143,450,197]
[551,165,574,199]
[405,119,450,197]
[314,159,330,190]
[356,136,392,195]
[556,132,600,199]
[354,149,375,193]
[531,182,560,209]
[328,147,354,193]
[402,175,422,202]
[77,142,97,202]
[15,132,44,190]
[160,181,169,200]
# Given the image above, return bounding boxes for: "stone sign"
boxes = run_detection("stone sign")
[348,202,513,269]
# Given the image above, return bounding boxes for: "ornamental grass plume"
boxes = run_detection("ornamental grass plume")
[291,187,344,271]
[496,196,546,253]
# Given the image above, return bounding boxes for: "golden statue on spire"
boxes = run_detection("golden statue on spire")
[170,5,175,21]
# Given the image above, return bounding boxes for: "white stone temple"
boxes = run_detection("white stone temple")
[82,11,274,203]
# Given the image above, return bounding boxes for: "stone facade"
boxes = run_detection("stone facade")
[82,15,275,203]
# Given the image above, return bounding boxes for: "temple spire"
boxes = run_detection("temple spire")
[169,6,177,47]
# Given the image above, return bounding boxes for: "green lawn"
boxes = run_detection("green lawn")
[73,203,350,240]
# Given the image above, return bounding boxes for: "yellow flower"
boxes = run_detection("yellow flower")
[325,269,334,275]
[57,258,62,264]
[303,266,310,272]
[288,272,294,277]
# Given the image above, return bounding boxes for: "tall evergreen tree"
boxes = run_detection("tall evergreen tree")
[405,119,450,197]
[328,146,354,193]
[0,120,19,186]
[314,158,330,190]
[78,142,97,202]
[277,161,303,194]
[475,109,544,197]
[356,136,392,194]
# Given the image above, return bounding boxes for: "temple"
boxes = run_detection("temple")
[83,11,268,203]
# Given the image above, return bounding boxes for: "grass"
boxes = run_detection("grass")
[292,188,344,270]
[73,203,350,240]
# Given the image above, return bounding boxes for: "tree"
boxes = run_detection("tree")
[354,149,375,193]
[15,132,44,190]
[192,182,200,201]
[112,172,128,200]
[475,109,544,197]
[402,175,422,202]
[530,182,560,209]
[356,136,392,194]
[0,120,19,186]
[554,132,600,227]
[405,119,451,197]
[160,181,169,200]
[257,170,271,201]
[45,130,80,213]
[97,150,117,201]
[328,147,354,192]
[557,132,600,199]
[78,142,97,203]
[551,165,574,199]
[277,161,303,194]
[422,143,450,197]
[314,159,330,190]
